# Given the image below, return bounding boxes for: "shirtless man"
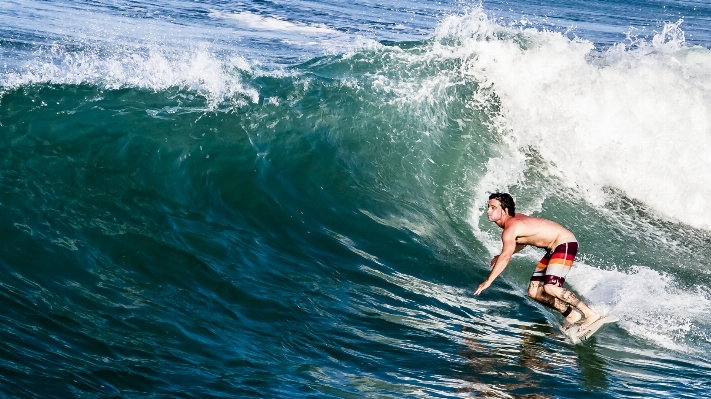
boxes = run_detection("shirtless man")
[474,193,602,336]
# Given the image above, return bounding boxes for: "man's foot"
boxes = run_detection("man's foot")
[561,309,582,332]
[579,314,601,331]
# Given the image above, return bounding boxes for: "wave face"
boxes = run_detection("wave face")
[2,1,711,398]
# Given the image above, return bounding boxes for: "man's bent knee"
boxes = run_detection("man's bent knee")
[527,281,543,299]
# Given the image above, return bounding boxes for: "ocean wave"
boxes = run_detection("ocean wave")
[437,9,711,231]
[3,3,710,357]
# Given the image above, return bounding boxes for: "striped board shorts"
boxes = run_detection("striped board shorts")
[530,241,578,287]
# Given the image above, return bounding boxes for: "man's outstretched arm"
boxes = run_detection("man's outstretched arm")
[474,228,518,296]
[487,243,526,268]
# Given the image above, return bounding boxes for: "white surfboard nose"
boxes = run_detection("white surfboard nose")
[577,315,619,341]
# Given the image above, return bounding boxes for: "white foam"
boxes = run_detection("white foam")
[566,262,711,352]
[210,10,379,56]
[211,11,337,35]
[442,10,711,231]
[2,46,259,107]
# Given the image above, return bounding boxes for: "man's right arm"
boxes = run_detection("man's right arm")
[474,225,518,295]
[489,244,525,268]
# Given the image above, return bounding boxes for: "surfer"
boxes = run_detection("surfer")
[474,193,607,341]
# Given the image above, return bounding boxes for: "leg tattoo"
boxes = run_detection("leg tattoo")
[528,282,568,313]
[552,298,569,313]
[560,288,581,307]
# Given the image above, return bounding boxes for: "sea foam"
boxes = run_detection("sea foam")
[444,10,711,231]
[210,11,338,35]
[567,262,711,352]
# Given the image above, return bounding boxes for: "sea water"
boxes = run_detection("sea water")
[1,0,710,397]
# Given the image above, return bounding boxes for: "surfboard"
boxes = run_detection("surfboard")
[562,315,619,344]
[561,324,582,344]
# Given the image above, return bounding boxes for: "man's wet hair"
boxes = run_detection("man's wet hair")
[489,193,515,217]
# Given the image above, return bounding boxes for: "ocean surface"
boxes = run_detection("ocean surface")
[1,0,711,397]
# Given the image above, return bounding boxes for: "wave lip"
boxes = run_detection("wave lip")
[1,45,259,107]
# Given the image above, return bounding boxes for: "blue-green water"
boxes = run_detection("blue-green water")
[1,1,711,397]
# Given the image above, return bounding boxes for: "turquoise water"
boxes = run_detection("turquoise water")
[1,1,711,397]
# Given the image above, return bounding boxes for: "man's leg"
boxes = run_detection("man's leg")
[527,281,582,327]
[532,241,601,330]
[543,284,600,330]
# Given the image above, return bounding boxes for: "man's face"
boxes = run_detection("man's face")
[487,199,506,222]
